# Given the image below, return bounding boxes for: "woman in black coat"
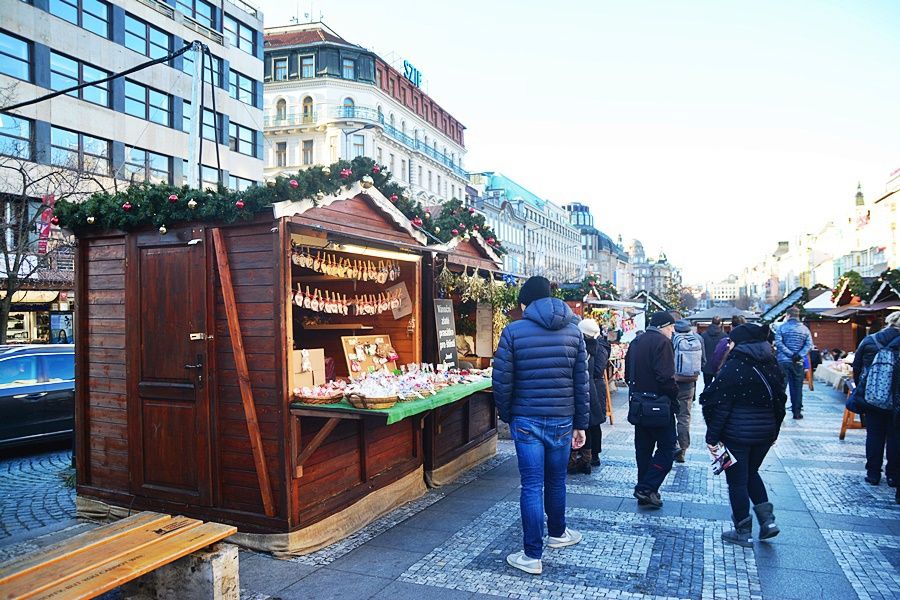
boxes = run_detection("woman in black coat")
[569,319,608,474]
[700,324,787,547]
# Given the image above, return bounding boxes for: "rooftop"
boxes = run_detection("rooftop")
[476,172,546,210]
[264,22,359,49]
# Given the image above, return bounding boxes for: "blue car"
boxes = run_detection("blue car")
[0,345,75,449]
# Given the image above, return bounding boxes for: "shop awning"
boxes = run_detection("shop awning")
[857,300,900,313]
[819,306,861,318]
[0,290,59,304]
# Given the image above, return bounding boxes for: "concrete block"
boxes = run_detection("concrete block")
[121,542,239,600]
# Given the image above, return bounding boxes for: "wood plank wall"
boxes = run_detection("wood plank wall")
[78,236,129,490]
[212,224,285,516]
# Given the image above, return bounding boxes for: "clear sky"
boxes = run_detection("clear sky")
[256,0,900,284]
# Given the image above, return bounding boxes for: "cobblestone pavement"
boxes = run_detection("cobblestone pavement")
[2,383,898,599]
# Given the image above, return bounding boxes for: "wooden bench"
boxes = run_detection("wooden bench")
[0,511,237,600]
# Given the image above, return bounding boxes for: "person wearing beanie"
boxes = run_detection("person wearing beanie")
[624,310,679,509]
[700,323,787,546]
[672,319,706,463]
[493,276,590,574]
[568,318,609,475]
[774,306,812,418]
[851,311,900,498]
[701,316,727,386]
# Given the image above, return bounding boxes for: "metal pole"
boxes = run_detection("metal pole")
[187,41,203,189]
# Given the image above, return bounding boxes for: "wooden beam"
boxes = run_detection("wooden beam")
[292,417,341,478]
[604,371,614,425]
[212,228,276,518]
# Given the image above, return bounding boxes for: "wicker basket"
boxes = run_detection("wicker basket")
[293,393,343,405]
[347,393,398,410]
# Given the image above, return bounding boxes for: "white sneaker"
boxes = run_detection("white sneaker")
[506,550,542,574]
[547,528,583,548]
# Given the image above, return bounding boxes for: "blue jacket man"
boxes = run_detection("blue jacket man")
[773,306,812,418]
[492,276,589,575]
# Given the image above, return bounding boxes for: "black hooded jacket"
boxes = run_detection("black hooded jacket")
[584,337,608,426]
[701,324,727,374]
[700,332,787,446]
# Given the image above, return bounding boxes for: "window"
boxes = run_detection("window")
[428,171,432,191]
[0,31,29,81]
[182,50,221,86]
[124,146,171,184]
[275,99,286,121]
[201,164,220,187]
[43,354,75,382]
[376,147,382,164]
[228,121,255,155]
[342,97,354,118]
[50,0,110,38]
[302,96,313,123]
[0,356,38,387]
[275,141,286,167]
[176,0,214,29]
[228,175,254,191]
[401,159,407,182]
[201,109,219,141]
[228,69,254,105]
[300,56,314,78]
[389,153,395,174]
[273,57,287,81]
[224,14,255,54]
[50,52,109,107]
[351,134,364,158]
[342,58,355,79]
[388,79,394,95]
[124,80,171,126]
[50,126,110,173]
[418,165,422,185]
[125,15,170,60]
[0,114,31,159]
[302,140,313,165]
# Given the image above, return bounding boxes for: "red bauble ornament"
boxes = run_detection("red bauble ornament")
[487,237,495,245]
[459,223,466,229]
[168,194,178,203]
[372,165,381,174]
[451,229,459,236]
[473,225,479,231]
[235,199,245,209]
[390,194,398,202]
[50,216,59,225]
[412,216,423,227]
[340,168,352,179]
[289,179,299,188]
[468,207,475,214]
[122,202,132,212]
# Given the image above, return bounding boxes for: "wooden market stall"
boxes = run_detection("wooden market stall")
[73,182,491,556]
[421,233,503,486]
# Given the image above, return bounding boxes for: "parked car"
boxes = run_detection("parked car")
[0,345,75,449]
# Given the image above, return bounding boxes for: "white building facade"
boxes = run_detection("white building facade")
[263,23,468,205]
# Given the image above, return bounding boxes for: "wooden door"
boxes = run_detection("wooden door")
[128,228,212,505]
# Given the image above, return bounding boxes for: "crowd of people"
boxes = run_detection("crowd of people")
[492,275,900,575]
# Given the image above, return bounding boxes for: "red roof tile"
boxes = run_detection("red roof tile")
[264,28,355,48]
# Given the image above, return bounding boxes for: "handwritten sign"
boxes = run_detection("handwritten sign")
[386,281,413,320]
[475,302,493,357]
[433,299,458,368]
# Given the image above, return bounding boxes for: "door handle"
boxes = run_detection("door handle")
[184,354,204,388]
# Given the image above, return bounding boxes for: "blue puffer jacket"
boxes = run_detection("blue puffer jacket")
[774,318,812,363]
[492,297,590,430]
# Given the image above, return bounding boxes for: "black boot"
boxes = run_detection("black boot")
[721,516,753,547]
[753,502,780,540]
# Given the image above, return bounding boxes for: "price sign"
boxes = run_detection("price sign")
[433,299,458,368]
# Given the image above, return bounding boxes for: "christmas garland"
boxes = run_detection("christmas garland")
[52,157,506,254]
[869,269,900,301]
[832,270,866,302]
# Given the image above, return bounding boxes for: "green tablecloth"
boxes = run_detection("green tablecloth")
[290,379,492,425]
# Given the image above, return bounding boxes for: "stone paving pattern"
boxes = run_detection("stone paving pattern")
[1,382,898,599]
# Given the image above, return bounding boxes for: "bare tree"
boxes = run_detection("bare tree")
[0,152,110,343]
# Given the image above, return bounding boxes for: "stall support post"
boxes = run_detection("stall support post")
[604,371,614,425]
[212,228,276,518]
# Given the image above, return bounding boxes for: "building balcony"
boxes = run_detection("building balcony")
[264,111,318,129]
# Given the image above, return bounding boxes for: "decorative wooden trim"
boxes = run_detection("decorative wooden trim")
[290,416,341,479]
[271,182,428,245]
[211,228,276,518]
[74,240,89,485]
[429,230,503,268]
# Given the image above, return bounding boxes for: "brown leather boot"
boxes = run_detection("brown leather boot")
[567,450,578,474]
[577,449,592,474]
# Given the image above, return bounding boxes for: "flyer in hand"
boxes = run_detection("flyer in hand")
[709,443,737,475]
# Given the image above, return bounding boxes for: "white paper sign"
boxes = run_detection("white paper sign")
[475,303,493,357]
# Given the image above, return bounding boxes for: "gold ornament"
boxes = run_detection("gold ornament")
[322,166,331,176]
[187,199,198,209]
[315,191,325,201]
[86,216,95,224]
[434,226,440,233]
[360,175,374,189]
[159,225,167,235]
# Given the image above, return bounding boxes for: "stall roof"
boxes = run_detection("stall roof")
[804,290,836,312]
[868,279,900,304]
[630,290,673,313]
[429,231,503,271]
[272,182,428,246]
[759,287,806,323]
[857,300,900,313]
[819,306,861,318]
[686,306,758,322]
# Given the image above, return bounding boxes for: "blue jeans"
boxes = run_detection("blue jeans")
[510,415,573,559]
[779,361,805,414]
[634,415,676,493]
